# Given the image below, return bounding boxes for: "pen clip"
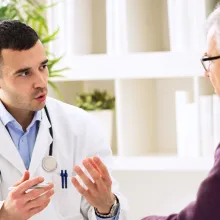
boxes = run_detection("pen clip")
[60,170,64,189]
[64,170,68,189]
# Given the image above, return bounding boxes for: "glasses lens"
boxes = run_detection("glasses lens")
[202,60,210,71]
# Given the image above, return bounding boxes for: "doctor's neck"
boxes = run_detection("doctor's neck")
[1,101,34,131]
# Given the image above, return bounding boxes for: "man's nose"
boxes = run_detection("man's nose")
[204,70,209,77]
[34,71,47,88]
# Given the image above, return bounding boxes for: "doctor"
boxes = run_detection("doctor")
[0,20,128,220]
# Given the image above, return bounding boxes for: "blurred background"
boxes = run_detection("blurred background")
[1,0,220,219]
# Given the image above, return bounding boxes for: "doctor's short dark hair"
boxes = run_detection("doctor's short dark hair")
[0,20,39,76]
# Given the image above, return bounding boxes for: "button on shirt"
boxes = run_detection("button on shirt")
[0,101,42,170]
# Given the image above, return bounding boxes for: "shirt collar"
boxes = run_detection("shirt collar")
[27,109,42,131]
[0,101,42,130]
[0,101,15,126]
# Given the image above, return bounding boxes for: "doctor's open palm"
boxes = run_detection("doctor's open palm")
[0,171,54,220]
[72,156,115,214]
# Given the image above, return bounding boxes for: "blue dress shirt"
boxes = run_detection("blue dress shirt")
[0,101,41,170]
[0,101,119,219]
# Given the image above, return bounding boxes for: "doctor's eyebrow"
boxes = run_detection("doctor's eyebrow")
[13,67,31,75]
[13,59,48,75]
[41,59,48,66]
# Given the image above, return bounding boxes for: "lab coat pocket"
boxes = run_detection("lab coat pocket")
[52,173,82,219]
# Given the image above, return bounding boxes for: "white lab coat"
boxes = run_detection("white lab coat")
[0,97,128,220]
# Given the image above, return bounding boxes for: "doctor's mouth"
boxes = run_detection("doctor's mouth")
[35,93,46,103]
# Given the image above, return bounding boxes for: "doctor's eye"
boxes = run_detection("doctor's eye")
[40,64,48,71]
[19,71,30,77]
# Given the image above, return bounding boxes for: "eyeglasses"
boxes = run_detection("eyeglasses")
[201,54,220,71]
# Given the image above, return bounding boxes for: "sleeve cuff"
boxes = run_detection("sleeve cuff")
[95,205,120,220]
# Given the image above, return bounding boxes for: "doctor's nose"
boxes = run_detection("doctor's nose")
[33,71,48,89]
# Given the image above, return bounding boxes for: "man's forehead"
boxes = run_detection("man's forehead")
[206,27,218,56]
[207,25,216,41]
[1,45,46,67]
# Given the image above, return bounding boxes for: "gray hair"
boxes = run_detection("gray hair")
[206,3,220,52]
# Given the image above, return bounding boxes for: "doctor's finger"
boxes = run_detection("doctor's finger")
[28,199,51,218]
[82,159,102,184]
[24,183,54,202]
[87,158,100,172]
[72,176,89,197]
[13,171,30,187]
[17,177,44,194]
[26,189,54,209]
[93,156,112,184]
[73,166,96,191]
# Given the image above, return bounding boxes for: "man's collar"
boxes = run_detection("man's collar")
[0,101,42,130]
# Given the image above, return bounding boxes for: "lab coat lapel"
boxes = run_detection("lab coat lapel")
[29,109,53,176]
[0,122,26,174]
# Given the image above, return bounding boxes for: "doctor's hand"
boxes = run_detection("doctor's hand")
[0,171,54,220]
[72,156,115,214]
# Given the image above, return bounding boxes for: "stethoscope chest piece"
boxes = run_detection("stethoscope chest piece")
[42,156,57,172]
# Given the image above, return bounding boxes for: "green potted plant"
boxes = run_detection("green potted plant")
[0,0,68,95]
[76,89,115,142]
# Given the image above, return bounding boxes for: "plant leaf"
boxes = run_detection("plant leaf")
[41,28,59,44]
[48,81,64,100]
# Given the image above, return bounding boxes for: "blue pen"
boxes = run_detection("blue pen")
[64,170,68,189]
[60,170,64,189]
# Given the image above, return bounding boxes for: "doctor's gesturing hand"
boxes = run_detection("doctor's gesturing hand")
[0,171,54,220]
[72,156,116,214]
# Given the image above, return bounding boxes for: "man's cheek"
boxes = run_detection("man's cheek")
[208,73,216,88]
[211,76,220,94]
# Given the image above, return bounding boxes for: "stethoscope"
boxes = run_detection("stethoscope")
[41,106,57,172]
[1,105,57,172]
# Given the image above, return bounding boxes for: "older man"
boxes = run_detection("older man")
[142,4,220,220]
